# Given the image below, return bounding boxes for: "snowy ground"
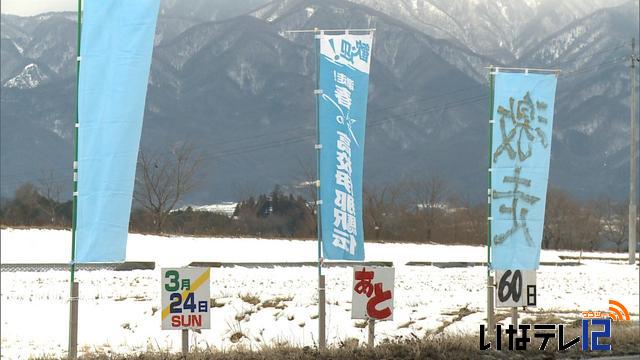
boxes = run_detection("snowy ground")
[1,228,638,358]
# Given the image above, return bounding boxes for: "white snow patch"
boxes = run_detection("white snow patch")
[3,63,48,89]
[0,228,638,358]
[13,40,24,54]
[174,202,238,217]
[305,7,315,18]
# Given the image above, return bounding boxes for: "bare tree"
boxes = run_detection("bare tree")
[544,188,600,250]
[37,170,62,224]
[295,155,318,229]
[408,176,448,242]
[133,144,204,233]
[363,184,403,241]
[597,197,628,252]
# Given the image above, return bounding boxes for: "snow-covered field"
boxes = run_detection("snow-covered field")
[1,228,638,358]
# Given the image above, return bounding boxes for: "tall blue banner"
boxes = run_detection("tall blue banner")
[319,33,373,260]
[76,0,160,263]
[490,71,558,270]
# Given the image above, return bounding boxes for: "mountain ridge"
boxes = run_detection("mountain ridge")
[1,0,637,203]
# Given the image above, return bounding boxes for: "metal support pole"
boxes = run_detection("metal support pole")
[630,37,638,265]
[313,28,327,352]
[511,307,518,328]
[367,318,375,347]
[68,1,81,359]
[487,275,495,335]
[68,282,79,360]
[486,66,496,336]
[181,328,189,355]
[319,274,326,350]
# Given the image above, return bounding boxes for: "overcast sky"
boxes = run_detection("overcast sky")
[1,0,77,16]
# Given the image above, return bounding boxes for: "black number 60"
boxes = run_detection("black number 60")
[498,270,522,302]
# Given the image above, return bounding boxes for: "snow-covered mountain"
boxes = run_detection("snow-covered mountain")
[349,0,631,61]
[3,63,50,89]
[1,0,638,202]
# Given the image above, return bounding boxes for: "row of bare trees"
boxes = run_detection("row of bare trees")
[544,189,630,251]
[1,143,633,251]
[360,179,485,245]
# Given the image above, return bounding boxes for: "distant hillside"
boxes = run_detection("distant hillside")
[1,0,638,203]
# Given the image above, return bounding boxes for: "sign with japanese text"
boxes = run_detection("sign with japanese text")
[490,71,558,270]
[319,32,373,260]
[351,266,394,320]
[161,267,210,330]
[495,269,537,308]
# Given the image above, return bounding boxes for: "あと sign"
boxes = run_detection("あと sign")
[161,267,210,330]
[352,267,394,320]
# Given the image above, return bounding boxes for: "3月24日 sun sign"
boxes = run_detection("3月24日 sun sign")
[161,268,210,330]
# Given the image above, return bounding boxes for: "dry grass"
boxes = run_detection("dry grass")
[209,298,226,308]
[427,305,477,336]
[261,295,293,309]
[240,293,261,306]
[34,322,639,359]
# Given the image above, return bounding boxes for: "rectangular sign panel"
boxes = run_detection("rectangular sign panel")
[75,0,161,262]
[495,269,537,308]
[319,33,373,260]
[352,266,394,320]
[490,71,558,270]
[161,267,211,330]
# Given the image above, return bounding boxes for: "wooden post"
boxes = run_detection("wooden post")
[181,328,188,355]
[511,307,518,328]
[487,275,495,335]
[367,318,375,347]
[68,282,79,360]
[319,274,326,350]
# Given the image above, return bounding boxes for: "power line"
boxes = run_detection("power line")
[0,54,628,189]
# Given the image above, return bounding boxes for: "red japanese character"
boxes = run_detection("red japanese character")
[366,283,392,319]
[354,268,374,297]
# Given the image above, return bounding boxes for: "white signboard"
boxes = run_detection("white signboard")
[161,267,210,330]
[495,269,537,308]
[351,266,394,320]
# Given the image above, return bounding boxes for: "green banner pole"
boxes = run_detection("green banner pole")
[486,65,496,335]
[487,66,495,273]
[68,0,82,358]
[313,29,326,351]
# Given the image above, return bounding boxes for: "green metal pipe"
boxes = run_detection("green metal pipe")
[314,31,322,277]
[70,0,81,285]
[487,66,495,275]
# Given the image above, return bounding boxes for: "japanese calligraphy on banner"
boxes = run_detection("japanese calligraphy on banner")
[319,33,373,260]
[161,268,210,330]
[490,72,558,270]
[352,267,394,320]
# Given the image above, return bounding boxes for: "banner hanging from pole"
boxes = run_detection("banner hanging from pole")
[318,32,373,260]
[75,0,161,263]
[490,71,558,270]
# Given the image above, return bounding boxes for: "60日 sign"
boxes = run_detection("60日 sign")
[161,267,210,330]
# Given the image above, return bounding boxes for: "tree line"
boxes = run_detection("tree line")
[0,144,632,251]
[0,179,630,252]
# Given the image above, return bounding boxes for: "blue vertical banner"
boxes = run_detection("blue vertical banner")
[319,32,373,260]
[490,71,558,270]
[76,0,161,263]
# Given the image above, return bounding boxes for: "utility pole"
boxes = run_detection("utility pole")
[630,38,638,265]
